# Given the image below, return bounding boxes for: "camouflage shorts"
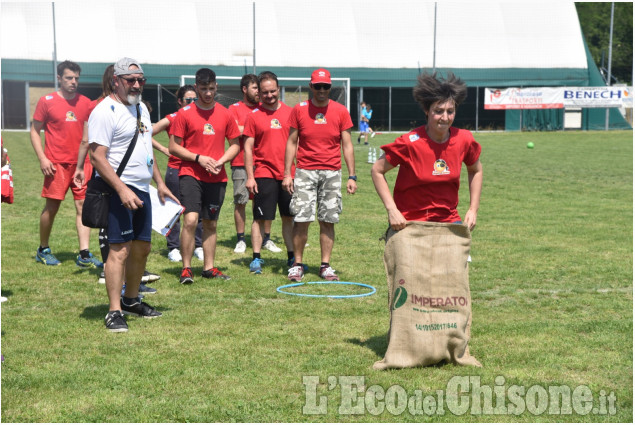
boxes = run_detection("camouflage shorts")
[290,168,342,223]
[231,166,249,205]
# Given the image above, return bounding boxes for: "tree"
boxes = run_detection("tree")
[576,2,633,84]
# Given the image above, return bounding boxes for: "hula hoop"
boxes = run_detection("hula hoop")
[276,281,376,299]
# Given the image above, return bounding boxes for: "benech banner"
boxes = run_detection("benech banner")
[485,87,633,110]
[563,87,632,108]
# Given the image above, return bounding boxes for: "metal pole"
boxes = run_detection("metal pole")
[52,2,58,91]
[157,84,161,120]
[388,86,392,132]
[25,81,31,129]
[252,1,256,74]
[475,86,479,132]
[432,3,437,73]
[605,2,614,131]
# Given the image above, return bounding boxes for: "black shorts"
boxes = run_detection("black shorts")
[179,175,226,220]
[252,178,292,221]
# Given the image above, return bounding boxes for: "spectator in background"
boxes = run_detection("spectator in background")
[30,60,102,268]
[1,139,14,204]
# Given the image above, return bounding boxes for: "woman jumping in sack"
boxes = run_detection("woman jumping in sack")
[371,72,482,231]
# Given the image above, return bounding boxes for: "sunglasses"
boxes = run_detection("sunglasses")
[183,97,198,104]
[119,76,147,85]
[312,84,331,91]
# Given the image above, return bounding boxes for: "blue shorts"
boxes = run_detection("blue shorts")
[107,185,152,244]
[359,121,369,133]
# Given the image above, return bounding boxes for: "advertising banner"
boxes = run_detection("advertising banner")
[485,87,633,110]
[484,88,563,110]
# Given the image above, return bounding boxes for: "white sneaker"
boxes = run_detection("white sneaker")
[371,132,376,138]
[168,248,182,262]
[194,247,204,261]
[262,239,282,253]
[0,296,7,302]
[234,240,247,253]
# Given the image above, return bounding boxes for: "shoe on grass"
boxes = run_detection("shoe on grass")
[98,271,105,284]
[287,257,309,272]
[201,267,231,280]
[120,284,145,299]
[167,248,182,262]
[288,265,304,282]
[249,258,264,274]
[141,270,160,283]
[234,240,247,253]
[36,247,61,266]
[319,265,339,281]
[180,267,194,285]
[120,297,162,318]
[76,252,103,268]
[105,310,128,332]
[194,247,204,260]
[262,239,282,253]
[138,283,157,294]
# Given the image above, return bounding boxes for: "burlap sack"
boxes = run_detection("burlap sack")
[373,221,481,370]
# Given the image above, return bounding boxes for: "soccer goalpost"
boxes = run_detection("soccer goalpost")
[179,75,351,112]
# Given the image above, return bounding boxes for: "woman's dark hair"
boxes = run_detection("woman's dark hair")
[413,72,467,114]
[175,84,196,101]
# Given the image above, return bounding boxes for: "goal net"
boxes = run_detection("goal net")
[179,75,351,112]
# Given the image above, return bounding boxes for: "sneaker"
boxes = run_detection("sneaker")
[288,265,304,282]
[104,310,128,332]
[371,132,376,138]
[138,283,157,294]
[120,284,144,299]
[141,270,160,283]
[180,267,194,285]
[36,247,61,266]
[234,240,247,253]
[76,252,103,268]
[121,297,162,318]
[319,265,339,281]
[194,247,204,260]
[249,258,264,274]
[98,271,105,284]
[287,257,309,272]
[262,239,282,253]
[168,248,182,262]
[201,267,231,280]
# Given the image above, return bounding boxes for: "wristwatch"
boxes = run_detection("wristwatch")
[348,175,357,181]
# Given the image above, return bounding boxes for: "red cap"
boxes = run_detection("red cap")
[310,68,331,84]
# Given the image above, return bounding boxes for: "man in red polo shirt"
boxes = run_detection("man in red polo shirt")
[170,68,241,284]
[243,71,296,274]
[30,60,101,268]
[282,68,357,282]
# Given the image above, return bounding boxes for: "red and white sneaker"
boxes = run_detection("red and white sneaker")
[319,265,339,281]
[287,265,304,282]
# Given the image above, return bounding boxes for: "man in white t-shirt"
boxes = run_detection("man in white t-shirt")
[88,57,177,332]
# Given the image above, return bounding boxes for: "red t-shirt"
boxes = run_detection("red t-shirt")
[228,101,258,167]
[243,103,295,180]
[33,92,91,164]
[170,103,241,183]
[163,111,182,170]
[382,126,481,223]
[288,100,353,170]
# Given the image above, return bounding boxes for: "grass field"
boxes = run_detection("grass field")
[1,129,632,422]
